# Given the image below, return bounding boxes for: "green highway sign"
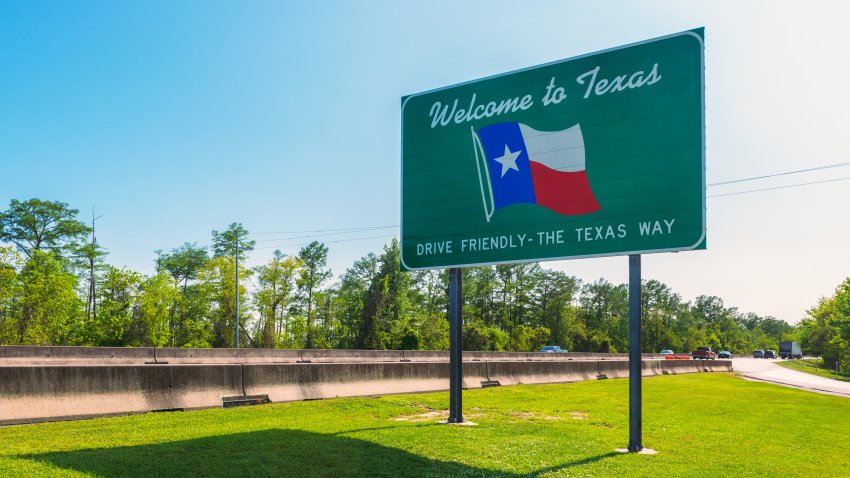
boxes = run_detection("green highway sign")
[401,28,705,270]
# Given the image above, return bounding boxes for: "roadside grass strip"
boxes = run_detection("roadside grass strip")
[1,373,848,477]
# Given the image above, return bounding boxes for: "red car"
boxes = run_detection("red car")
[691,347,717,360]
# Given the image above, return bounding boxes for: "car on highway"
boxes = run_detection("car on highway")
[718,351,732,359]
[539,345,567,353]
[659,349,675,355]
[753,350,765,359]
[764,350,776,359]
[692,347,717,360]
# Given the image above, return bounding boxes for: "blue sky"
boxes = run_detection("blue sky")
[1,0,848,323]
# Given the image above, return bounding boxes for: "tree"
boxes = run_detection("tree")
[410,269,449,350]
[210,223,255,348]
[211,223,255,261]
[640,279,681,353]
[800,278,850,371]
[494,262,543,350]
[198,255,253,348]
[155,242,213,347]
[156,243,210,292]
[92,266,142,346]
[76,232,108,326]
[0,199,90,259]
[465,267,498,327]
[355,240,411,350]
[334,252,379,348]
[253,250,301,348]
[0,246,24,343]
[296,241,332,349]
[579,279,628,352]
[532,270,581,349]
[133,272,179,347]
[15,251,82,345]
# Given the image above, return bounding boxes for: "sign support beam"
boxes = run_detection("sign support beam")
[628,254,642,452]
[448,267,464,423]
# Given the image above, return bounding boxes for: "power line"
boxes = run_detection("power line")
[79,165,850,272]
[708,161,850,187]
[252,226,399,243]
[250,225,398,235]
[253,233,398,250]
[707,176,850,198]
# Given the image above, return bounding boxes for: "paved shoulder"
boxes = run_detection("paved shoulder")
[734,358,850,398]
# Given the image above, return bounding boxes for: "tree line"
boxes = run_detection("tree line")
[1,198,832,360]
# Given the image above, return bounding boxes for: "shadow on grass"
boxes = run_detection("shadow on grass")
[526,452,620,477]
[23,428,621,477]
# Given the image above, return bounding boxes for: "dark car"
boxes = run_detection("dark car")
[753,350,764,359]
[539,345,567,353]
[764,350,776,359]
[718,351,732,359]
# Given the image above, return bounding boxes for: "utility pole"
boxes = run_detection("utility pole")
[86,207,104,323]
[235,234,239,349]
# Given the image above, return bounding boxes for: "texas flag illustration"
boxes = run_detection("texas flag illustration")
[472,122,600,221]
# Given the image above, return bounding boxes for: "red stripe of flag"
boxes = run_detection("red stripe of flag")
[529,162,600,215]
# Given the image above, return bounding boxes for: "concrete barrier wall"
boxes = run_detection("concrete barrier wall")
[154,348,303,364]
[0,346,156,365]
[0,359,732,425]
[0,364,242,425]
[597,360,630,379]
[641,359,665,377]
[300,349,406,363]
[242,362,490,402]
[486,360,600,385]
[662,359,733,374]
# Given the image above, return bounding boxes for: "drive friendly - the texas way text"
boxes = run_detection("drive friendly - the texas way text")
[415,219,676,256]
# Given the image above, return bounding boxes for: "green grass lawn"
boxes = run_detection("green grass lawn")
[2,373,849,477]
[776,358,850,382]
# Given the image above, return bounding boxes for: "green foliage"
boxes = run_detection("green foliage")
[89,266,142,346]
[3,374,850,477]
[398,327,421,350]
[198,256,252,348]
[0,198,808,353]
[156,242,210,289]
[0,247,23,343]
[354,239,413,350]
[211,223,255,261]
[463,324,508,351]
[13,251,82,345]
[253,250,301,348]
[0,199,90,259]
[296,241,332,349]
[134,273,179,347]
[577,279,628,352]
[799,278,850,372]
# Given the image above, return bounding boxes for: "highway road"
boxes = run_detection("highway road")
[734,357,850,398]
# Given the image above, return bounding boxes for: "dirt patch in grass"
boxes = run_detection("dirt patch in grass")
[393,411,447,422]
[570,411,589,420]
[508,411,564,421]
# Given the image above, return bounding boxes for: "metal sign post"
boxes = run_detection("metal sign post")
[448,267,464,423]
[628,254,642,452]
